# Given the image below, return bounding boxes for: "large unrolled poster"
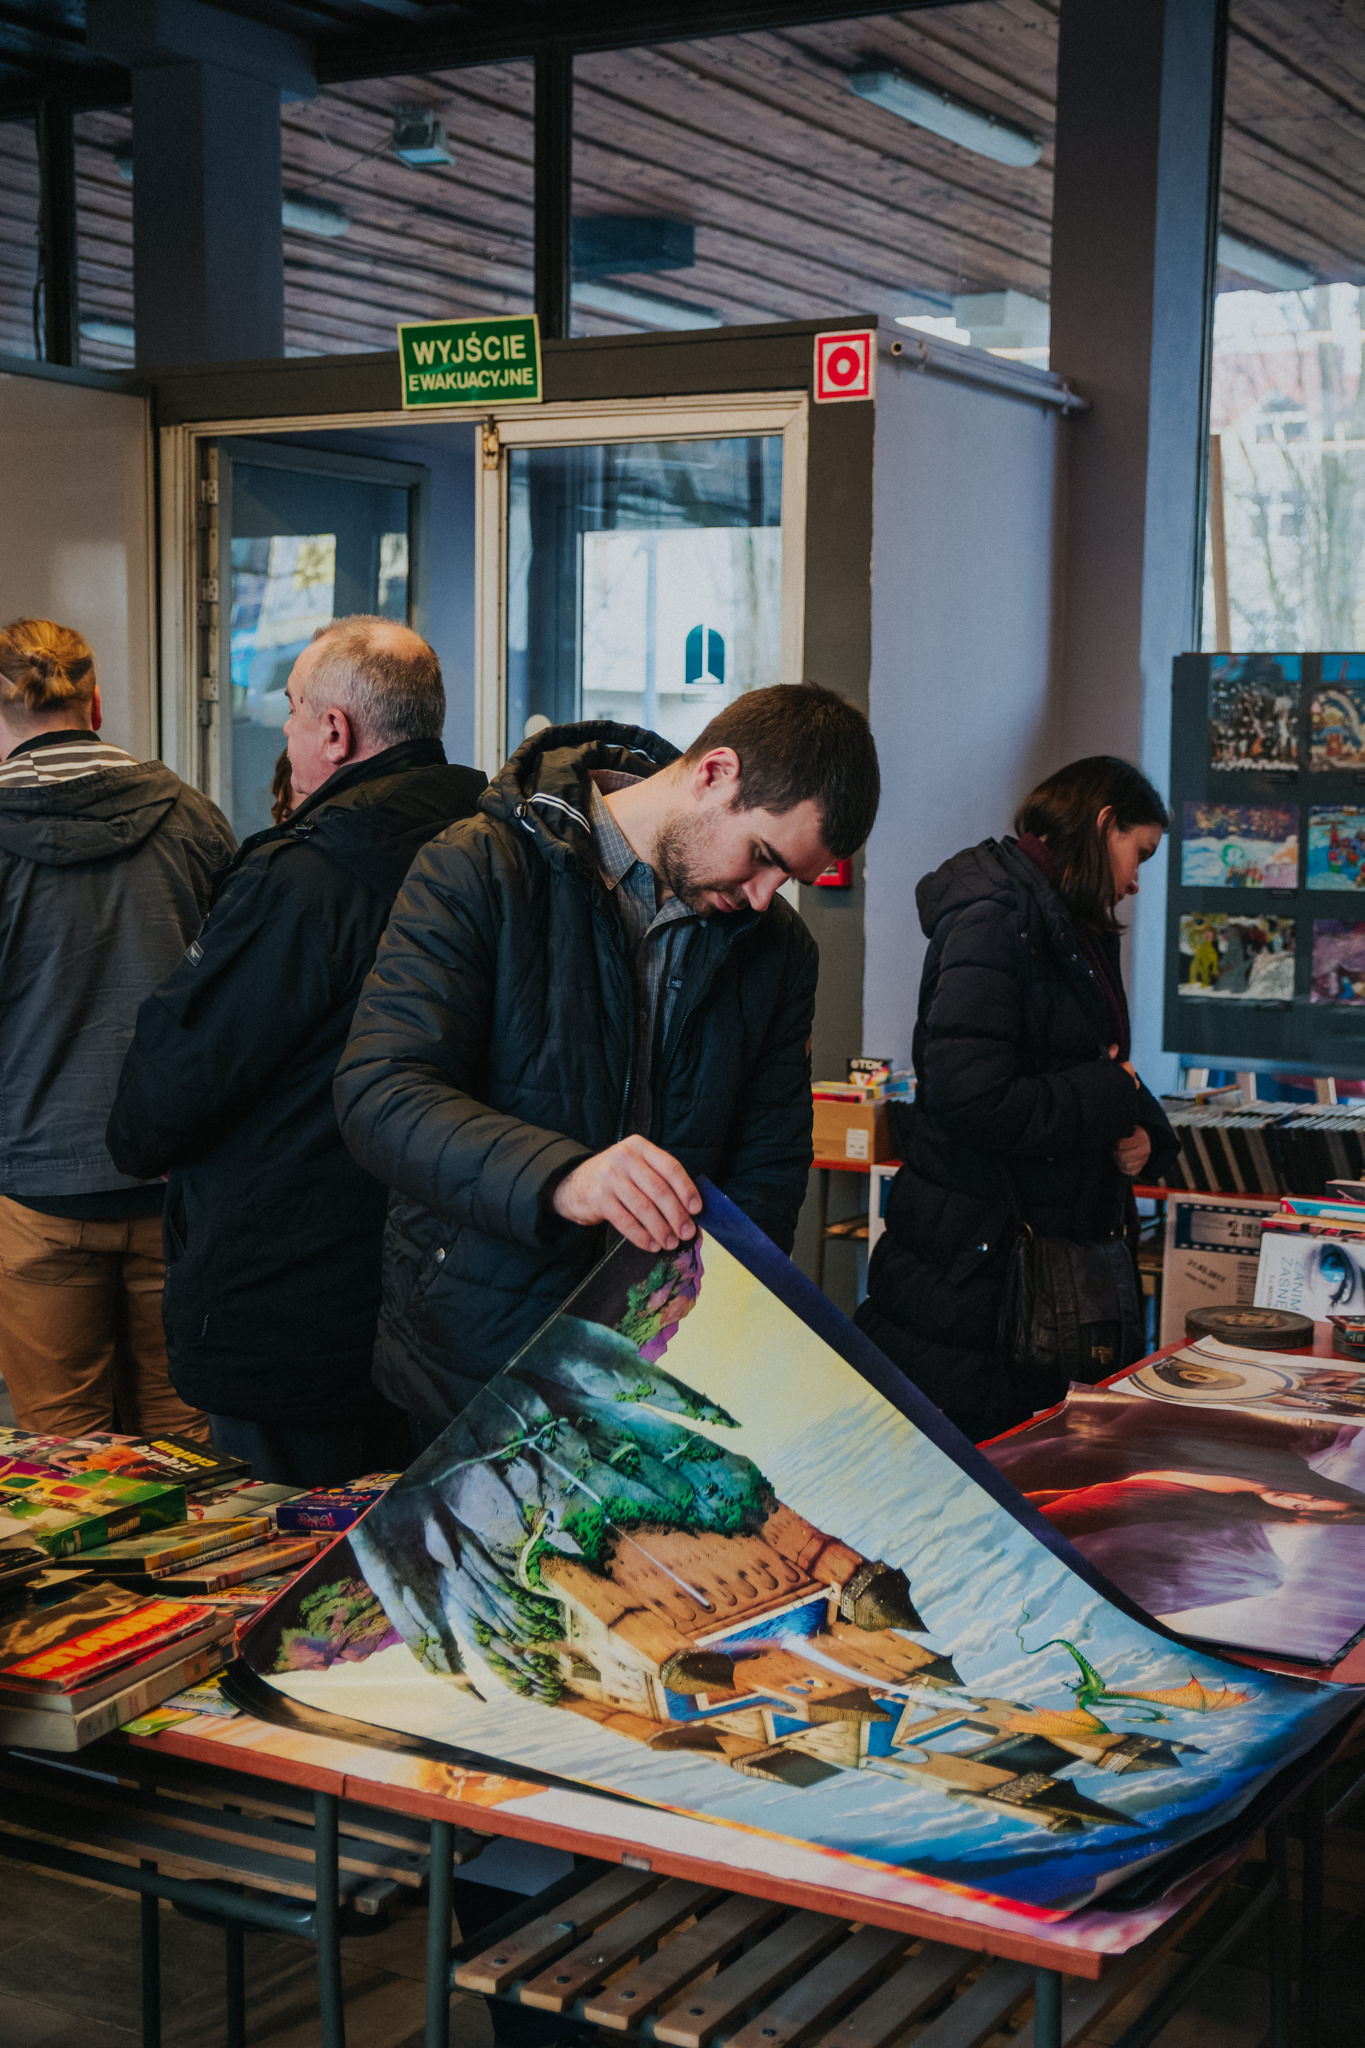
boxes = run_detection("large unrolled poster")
[239,1189,1356,1917]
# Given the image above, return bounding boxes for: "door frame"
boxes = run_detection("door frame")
[475,391,808,776]
[161,388,808,792]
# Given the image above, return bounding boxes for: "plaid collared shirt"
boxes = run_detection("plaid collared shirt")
[587,772,697,1136]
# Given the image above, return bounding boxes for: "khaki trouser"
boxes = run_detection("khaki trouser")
[0,1196,209,1441]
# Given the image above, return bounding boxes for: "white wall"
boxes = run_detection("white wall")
[0,372,154,758]
[862,359,1063,1069]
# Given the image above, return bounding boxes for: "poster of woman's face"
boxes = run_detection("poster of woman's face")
[984,1391,1365,1665]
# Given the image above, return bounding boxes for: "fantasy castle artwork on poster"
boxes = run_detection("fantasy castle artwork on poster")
[240,1192,1355,1919]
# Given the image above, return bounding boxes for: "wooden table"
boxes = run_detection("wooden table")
[40,1685,1310,2048]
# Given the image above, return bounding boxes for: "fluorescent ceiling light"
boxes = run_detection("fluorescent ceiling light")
[282,193,350,238]
[574,216,695,277]
[80,319,135,349]
[1217,232,1314,293]
[895,313,972,345]
[572,282,722,330]
[849,67,1041,169]
[391,108,452,168]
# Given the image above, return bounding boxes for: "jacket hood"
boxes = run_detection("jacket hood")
[0,760,183,868]
[282,740,486,899]
[482,719,679,870]
[917,835,1085,959]
[915,838,1019,939]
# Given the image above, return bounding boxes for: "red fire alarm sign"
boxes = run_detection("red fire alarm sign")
[814,330,875,404]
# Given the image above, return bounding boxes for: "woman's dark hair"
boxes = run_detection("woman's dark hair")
[1016,755,1169,934]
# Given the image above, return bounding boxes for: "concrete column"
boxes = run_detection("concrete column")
[131,62,284,366]
[1049,0,1228,1082]
[87,0,314,367]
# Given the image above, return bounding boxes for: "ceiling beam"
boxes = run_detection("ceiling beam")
[0,61,130,115]
[317,0,975,85]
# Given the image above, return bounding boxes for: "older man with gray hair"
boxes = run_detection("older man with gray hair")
[108,616,485,1485]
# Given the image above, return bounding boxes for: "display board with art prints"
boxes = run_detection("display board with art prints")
[237,1191,1354,1920]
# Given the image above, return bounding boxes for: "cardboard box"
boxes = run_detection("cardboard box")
[813,1097,893,1163]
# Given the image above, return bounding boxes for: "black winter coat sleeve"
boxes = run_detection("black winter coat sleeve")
[714,924,818,1254]
[106,851,345,1178]
[334,839,591,1251]
[919,898,1139,1159]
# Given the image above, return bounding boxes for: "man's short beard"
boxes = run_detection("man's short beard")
[654,809,710,912]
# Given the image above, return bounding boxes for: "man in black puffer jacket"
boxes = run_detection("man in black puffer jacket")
[108,619,485,1483]
[335,685,880,1434]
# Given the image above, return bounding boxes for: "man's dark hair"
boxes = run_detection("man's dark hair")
[683,683,879,859]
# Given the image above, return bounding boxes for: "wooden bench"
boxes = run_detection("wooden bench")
[0,1744,487,2048]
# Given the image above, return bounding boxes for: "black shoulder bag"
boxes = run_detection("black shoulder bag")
[995,1169,1144,1406]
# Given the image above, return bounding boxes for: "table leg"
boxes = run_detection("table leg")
[1266,1817,1293,2048]
[814,1168,830,1292]
[313,1789,346,2048]
[140,1863,160,2048]
[1033,1967,1062,2048]
[225,1921,246,2048]
[1300,1777,1327,2048]
[426,1818,455,2048]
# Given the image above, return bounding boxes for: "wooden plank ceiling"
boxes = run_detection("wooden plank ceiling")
[1,0,1362,370]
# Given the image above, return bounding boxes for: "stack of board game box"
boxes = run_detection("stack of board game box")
[0,1434,372,1749]
[0,1579,234,1750]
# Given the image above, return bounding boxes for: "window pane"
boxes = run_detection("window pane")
[1204,7,1365,651]
[282,64,533,356]
[571,8,1054,362]
[75,108,135,368]
[507,434,783,754]
[0,120,39,360]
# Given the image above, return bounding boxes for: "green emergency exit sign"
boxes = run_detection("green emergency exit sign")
[397,314,543,408]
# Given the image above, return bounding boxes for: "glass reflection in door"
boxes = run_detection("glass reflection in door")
[221,446,422,838]
[506,435,782,755]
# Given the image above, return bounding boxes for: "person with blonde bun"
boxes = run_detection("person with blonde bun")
[0,617,234,1439]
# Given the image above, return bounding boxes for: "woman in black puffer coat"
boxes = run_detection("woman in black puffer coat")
[856,756,1178,1445]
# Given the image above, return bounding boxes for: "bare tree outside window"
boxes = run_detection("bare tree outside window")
[1207,285,1365,652]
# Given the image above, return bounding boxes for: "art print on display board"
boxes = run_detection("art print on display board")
[1311,656,1365,771]
[1177,913,1296,1001]
[1311,920,1365,1004]
[1209,655,1301,773]
[983,1392,1365,1666]
[238,1190,1354,1919]
[1307,809,1365,892]
[1180,803,1298,890]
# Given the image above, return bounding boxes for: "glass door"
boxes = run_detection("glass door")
[215,441,427,838]
[478,395,807,771]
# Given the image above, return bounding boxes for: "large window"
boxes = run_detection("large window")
[570,8,1055,359]
[281,63,533,356]
[0,120,40,360]
[1204,7,1365,652]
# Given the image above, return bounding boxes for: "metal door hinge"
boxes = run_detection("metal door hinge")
[199,576,220,604]
[199,674,219,703]
[199,477,219,505]
[481,418,500,471]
